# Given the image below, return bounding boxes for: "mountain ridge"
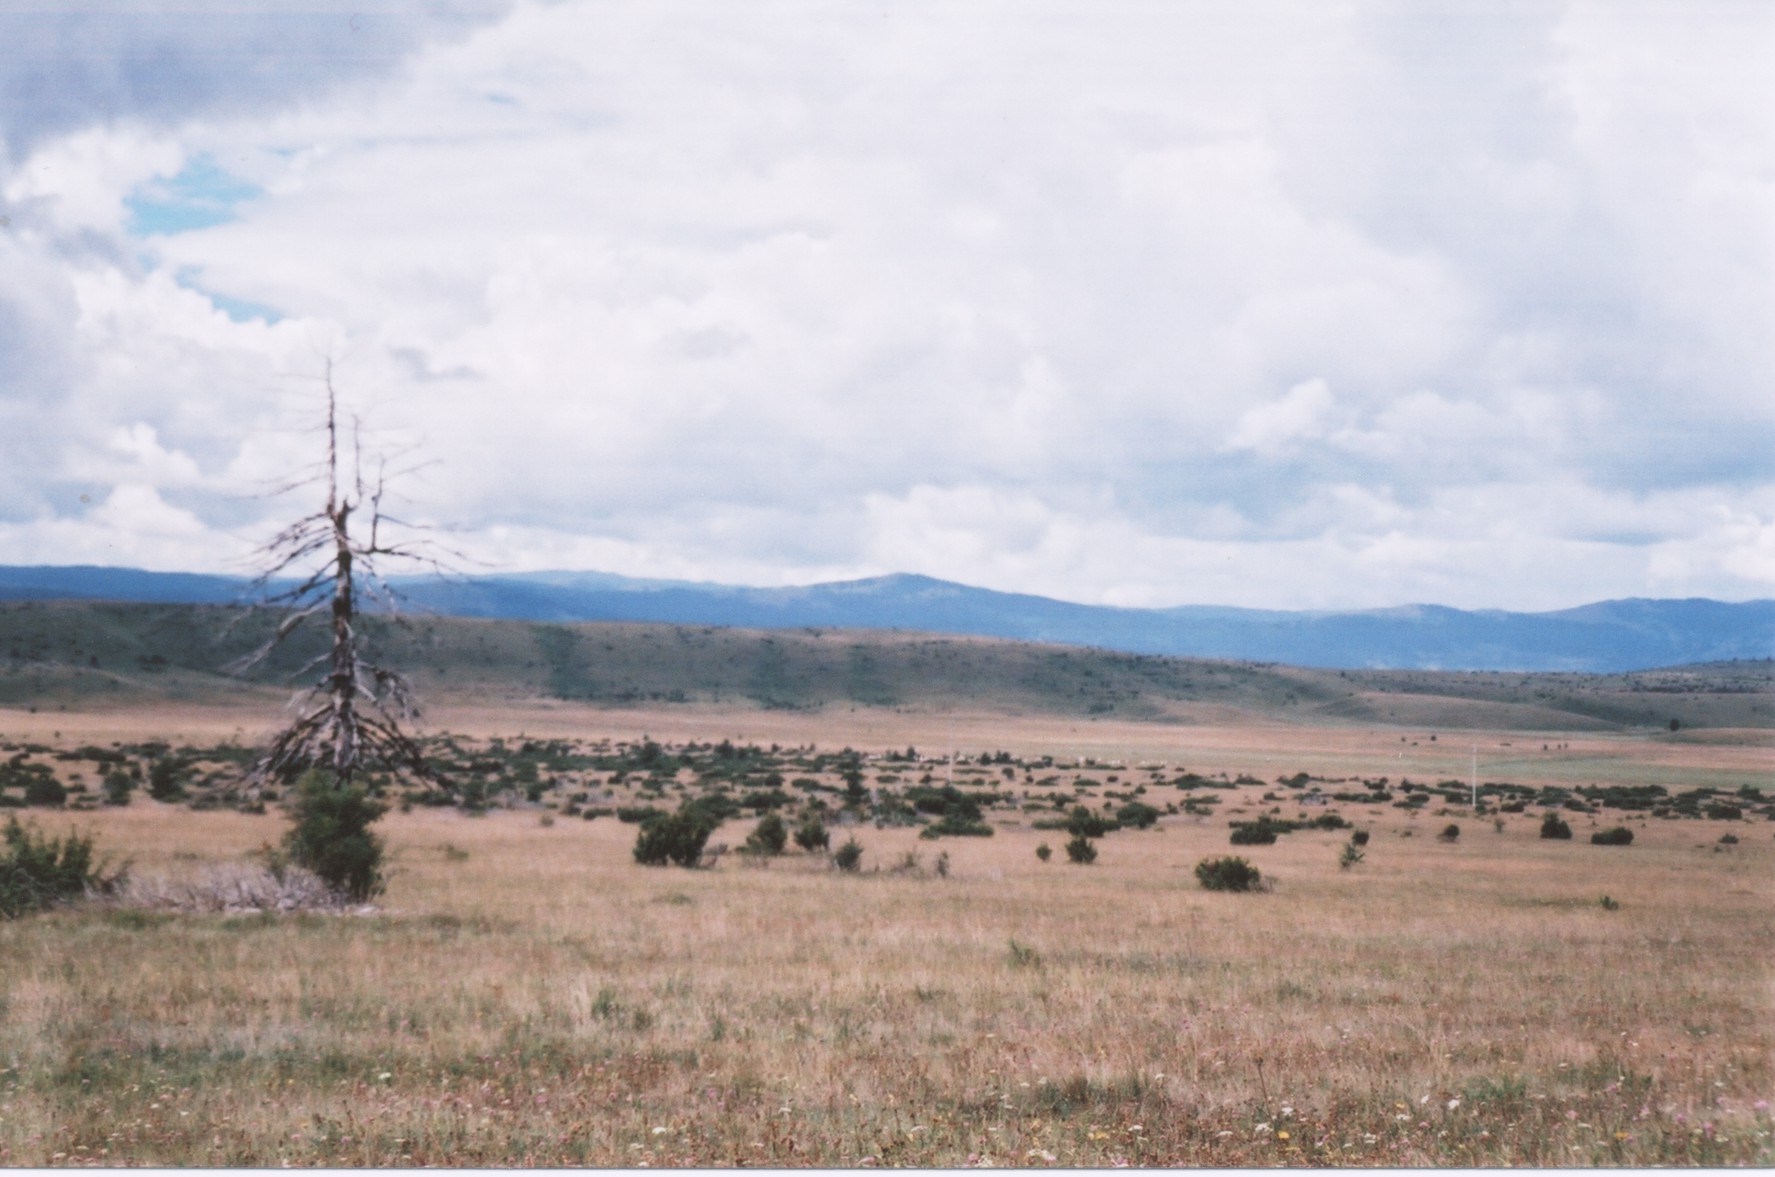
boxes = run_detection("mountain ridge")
[0,563,1770,673]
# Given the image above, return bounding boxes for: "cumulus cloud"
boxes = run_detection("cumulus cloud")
[1,0,1771,610]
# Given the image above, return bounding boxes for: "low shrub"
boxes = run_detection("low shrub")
[1438,823,1461,842]
[918,813,995,839]
[1229,822,1278,846]
[1350,829,1370,846]
[832,838,864,872]
[147,757,187,802]
[1,816,121,918]
[1590,826,1634,846]
[793,814,830,853]
[1064,833,1097,864]
[1114,800,1161,829]
[1338,840,1365,870]
[1035,842,1052,863]
[23,775,68,808]
[1195,855,1262,892]
[283,773,388,902]
[634,806,720,868]
[1539,812,1573,840]
[1065,806,1116,838]
[742,812,788,856]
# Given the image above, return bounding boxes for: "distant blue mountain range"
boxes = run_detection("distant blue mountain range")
[1,564,1770,673]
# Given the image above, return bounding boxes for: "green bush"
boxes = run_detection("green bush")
[832,837,864,872]
[1195,855,1262,892]
[793,813,830,853]
[0,816,121,918]
[1115,800,1161,829]
[1035,842,1052,862]
[1539,812,1573,840]
[23,775,68,808]
[918,812,994,839]
[283,772,388,902]
[1590,826,1634,846]
[102,770,135,807]
[1229,822,1278,846]
[1064,833,1097,864]
[1438,823,1461,842]
[743,811,788,856]
[1338,840,1365,870]
[633,806,719,868]
[1350,829,1370,846]
[1065,806,1116,838]
[147,757,186,802]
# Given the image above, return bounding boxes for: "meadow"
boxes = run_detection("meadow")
[1,699,1770,1167]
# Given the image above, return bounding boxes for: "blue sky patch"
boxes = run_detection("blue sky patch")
[171,268,283,323]
[125,154,261,237]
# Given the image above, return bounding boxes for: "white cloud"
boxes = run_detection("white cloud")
[0,1,1770,611]
[1224,379,1338,457]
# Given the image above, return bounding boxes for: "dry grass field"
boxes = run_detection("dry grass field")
[1,700,1771,1167]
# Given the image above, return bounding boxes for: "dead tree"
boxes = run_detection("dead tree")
[236,365,449,794]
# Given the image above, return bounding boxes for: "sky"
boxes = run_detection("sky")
[2,1,1772,612]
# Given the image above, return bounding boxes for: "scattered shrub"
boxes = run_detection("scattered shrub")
[282,772,388,902]
[1035,842,1053,863]
[918,812,995,839]
[1066,806,1116,838]
[1590,826,1634,846]
[1114,800,1161,829]
[102,770,135,807]
[1195,855,1262,893]
[832,837,864,872]
[23,775,68,808]
[743,811,788,856]
[1229,822,1279,846]
[1350,829,1371,846]
[1718,833,1739,845]
[793,814,830,853]
[0,816,121,918]
[147,757,186,802]
[1438,823,1461,842]
[1599,895,1620,911]
[1539,812,1573,840]
[633,806,719,868]
[1064,833,1098,864]
[1338,840,1365,870]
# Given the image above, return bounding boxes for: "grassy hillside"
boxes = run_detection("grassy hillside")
[1,599,1769,731]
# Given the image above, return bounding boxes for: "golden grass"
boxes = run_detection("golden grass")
[0,709,1770,1166]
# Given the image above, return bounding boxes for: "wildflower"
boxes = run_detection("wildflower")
[1276,1130,1291,1141]
[651,1126,669,1135]
[1446,1098,1461,1111]
[1026,1148,1057,1163]
[1755,1101,1770,1113]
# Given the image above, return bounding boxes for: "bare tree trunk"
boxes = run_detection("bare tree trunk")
[234,364,448,796]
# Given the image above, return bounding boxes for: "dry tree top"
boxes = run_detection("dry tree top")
[234,365,452,795]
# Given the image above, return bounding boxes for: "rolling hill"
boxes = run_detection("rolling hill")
[2,564,1771,673]
[1,598,1769,732]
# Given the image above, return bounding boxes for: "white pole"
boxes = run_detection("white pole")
[1471,746,1478,809]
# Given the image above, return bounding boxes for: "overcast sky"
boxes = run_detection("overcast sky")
[2,1,1771,611]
